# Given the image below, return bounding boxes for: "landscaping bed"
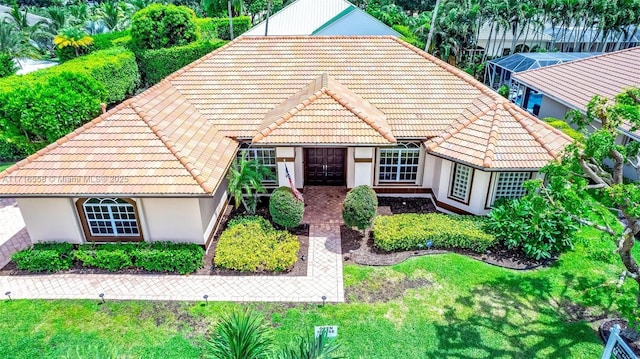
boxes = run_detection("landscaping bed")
[202,198,308,276]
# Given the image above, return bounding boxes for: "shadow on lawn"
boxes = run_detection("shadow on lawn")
[426,273,614,358]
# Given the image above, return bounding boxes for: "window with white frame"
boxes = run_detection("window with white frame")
[491,172,532,205]
[449,163,473,202]
[82,198,140,237]
[238,144,277,183]
[378,143,421,183]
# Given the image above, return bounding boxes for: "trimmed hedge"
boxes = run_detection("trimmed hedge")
[215,216,299,272]
[12,243,74,272]
[373,213,495,253]
[342,185,378,230]
[195,18,217,40]
[210,16,251,40]
[0,47,139,161]
[93,30,131,50]
[134,242,204,274]
[269,187,304,228]
[14,242,204,274]
[131,4,200,50]
[136,39,226,86]
[542,117,585,142]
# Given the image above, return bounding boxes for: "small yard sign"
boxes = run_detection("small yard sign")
[314,325,338,338]
[602,324,637,359]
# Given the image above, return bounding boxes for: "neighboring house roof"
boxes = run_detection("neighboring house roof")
[0,5,50,26]
[243,0,399,36]
[512,46,640,137]
[489,52,601,73]
[0,36,571,196]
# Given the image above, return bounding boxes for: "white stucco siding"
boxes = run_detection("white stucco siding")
[538,96,571,120]
[199,181,229,242]
[352,147,374,187]
[276,147,298,188]
[17,198,84,243]
[139,198,204,244]
[434,159,492,215]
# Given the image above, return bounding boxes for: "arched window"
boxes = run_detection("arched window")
[77,198,142,241]
[378,143,421,183]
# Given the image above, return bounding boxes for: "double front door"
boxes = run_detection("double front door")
[305,148,345,185]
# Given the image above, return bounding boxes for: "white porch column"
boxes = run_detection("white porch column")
[276,147,296,188]
[353,147,375,187]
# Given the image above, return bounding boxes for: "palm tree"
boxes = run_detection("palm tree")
[53,27,93,57]
[205,309,272,359]
[99,2,128,31]
[0,21,40,60]
[226,153,273,214]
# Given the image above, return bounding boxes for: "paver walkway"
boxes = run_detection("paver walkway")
[0,188,345,303]
[0,199,30,268]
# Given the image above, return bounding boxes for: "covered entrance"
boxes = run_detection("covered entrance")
[304,148,346,185]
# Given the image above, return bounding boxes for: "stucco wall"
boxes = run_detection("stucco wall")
[139,198,204,244]
[17,198,84,243]
[315,10,399,36]
[199,180,229,242]
[276,147,298,188]
[352,147,374,187]
[538,96,571,120]
[433,159,493,215]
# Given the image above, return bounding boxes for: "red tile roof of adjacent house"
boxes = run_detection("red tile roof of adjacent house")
[0,36,572,195]
[512,46,640,137]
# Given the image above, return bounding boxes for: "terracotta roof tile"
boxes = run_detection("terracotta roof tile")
[0,36,572,195]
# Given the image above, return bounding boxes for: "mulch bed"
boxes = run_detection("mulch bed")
[0,198,309,277]
[599,318,640,355]
[343,196,546,270]
[198,198,309,277]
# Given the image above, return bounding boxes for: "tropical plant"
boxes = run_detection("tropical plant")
[53,27,93,57]
[226,153,273,214]
[274,332,344,359]
[0,20,39,60]
[205,309,272,359]
[525,87,639,306]
[0,53,16,77]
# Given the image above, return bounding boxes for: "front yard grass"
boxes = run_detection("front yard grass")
[0,225,635,358]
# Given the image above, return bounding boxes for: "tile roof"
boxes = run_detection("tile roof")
[0,84,238,196]
[513,46,640,138]
[0,36,572,195]
[254,73,395,144]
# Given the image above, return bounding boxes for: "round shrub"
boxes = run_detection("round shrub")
[269,187,304,228]
[215,218,299,272]
[342,185,378,230]
[131,4,199,50]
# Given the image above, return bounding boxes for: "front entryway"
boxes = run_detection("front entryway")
[304,148,346,185]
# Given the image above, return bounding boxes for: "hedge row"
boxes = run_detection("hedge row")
[207,16,251,40]
[136,39,226,86]
[373,213,495,253]
[0,47,139,161]
[215,216,299,272]
[12,242,204,274]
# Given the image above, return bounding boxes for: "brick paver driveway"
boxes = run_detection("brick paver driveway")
[0,189,345,303]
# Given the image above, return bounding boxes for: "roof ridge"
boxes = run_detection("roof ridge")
[129,100,214,194]
[482,106,502,168]
[391,37,575,152]
[253,87,328,142]
[324,86,396,143]
[503,104,564,160]
[0,100,132,180]
[515,46,640,76]
[426,100,497,151]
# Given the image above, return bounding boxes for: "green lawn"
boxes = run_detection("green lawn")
[0,226,635,358]
[0,162,14,172]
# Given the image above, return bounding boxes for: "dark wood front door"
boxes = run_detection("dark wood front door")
[305,148,345,185]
